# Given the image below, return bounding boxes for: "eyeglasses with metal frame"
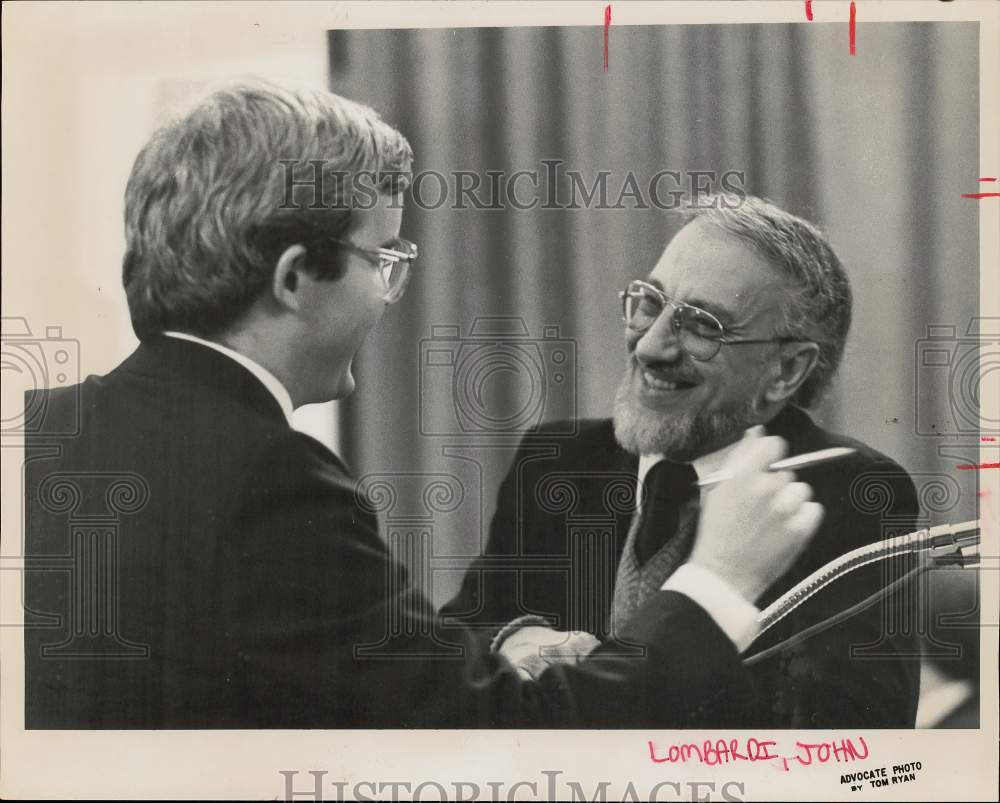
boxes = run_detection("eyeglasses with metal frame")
[328,237,419,304]
[619,279,806,361]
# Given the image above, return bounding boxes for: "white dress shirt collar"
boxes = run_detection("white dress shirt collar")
[636,438,742,497]
[163,331,294,424]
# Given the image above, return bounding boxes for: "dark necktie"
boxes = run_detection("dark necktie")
[634,460,698,566]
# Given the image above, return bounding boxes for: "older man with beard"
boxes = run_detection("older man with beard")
[443,195,922,728]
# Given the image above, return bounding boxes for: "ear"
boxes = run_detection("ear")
[271,244,308,311]
[763,341,820,405]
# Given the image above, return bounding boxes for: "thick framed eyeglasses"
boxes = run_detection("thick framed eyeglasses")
[619,279,805,361]
[328,237,419,304]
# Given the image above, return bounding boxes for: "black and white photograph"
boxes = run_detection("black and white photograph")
[2,1,997,800]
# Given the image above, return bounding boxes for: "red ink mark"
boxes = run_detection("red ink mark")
[962,192,1000,199]
[849,2,857,55]
[603,5,611,73]
[647,736,866,769]
[756,740,779,760]
[977,491,991,497]
[805,0,813,20]
[982,436,997,442]
[956,463,1000,470]
[978,177,998,182]
[795,742,817,765]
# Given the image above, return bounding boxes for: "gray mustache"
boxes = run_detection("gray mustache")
[633,358,699,385]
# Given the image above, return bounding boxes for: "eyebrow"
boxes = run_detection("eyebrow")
[685,297,737,326]
[645,277,737,325]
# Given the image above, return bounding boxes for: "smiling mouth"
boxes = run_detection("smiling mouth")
[640,368,698,392]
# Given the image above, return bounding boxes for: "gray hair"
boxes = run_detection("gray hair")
[681,194,852,408]
[123,78,413,339]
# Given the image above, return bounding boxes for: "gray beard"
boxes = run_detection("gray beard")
[612,366,763,461]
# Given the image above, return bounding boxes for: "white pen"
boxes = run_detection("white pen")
[696,447,857,488]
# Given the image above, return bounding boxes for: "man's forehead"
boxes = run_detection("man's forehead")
[648,219,790,313]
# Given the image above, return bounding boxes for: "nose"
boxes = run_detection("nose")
[631,307,684,364]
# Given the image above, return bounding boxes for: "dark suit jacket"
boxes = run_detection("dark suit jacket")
[442,407,922,728]
[24,335,758,728]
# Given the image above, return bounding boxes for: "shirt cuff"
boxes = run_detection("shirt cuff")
[662,563,760,653]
